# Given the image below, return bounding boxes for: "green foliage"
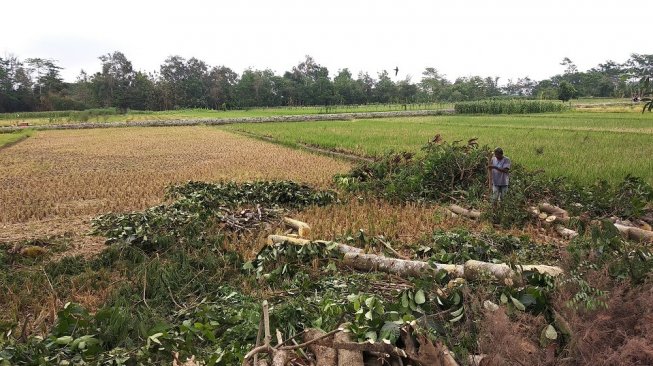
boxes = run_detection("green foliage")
[338,139,488,202]
[167,180,337,209]
[558,81,577,102]
[568,220,653,285]
[93,180,335,251]
[245,240,342,281]
[416,230,501,263]
[454,99,568,114]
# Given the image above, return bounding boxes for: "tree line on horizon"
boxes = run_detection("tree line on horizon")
[0,52,651,113]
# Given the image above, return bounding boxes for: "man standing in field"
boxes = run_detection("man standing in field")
[488,147,511,202]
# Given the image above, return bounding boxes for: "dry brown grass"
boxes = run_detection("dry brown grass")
[244,197,558,259]
[560,282,653,366]
[0,126,350,224]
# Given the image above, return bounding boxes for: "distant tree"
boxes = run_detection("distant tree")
[374,70,397,103]
[356,72,376,104]
[91,51,135,111]
[207,66,237,109]
[503,77,536,96]
[641,76,652,113]
[560,57,578,74]
[159,55,212,109]
[419,67,449,101]
[25,58,64,110]
[558,80,577,102]
[397,76,418,103]
[333,68,357,104]
[235,69,280,108]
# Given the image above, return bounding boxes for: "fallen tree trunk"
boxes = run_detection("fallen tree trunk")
[267,235,364,254]
[283,217,311,238]
[269,236,564,281]
[343,252,464,277]
[344,253,562,282]
[448,205,481,220]
[614,223,653,242]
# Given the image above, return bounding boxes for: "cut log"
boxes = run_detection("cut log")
[555,225,578,239]
[335,325,364,366]
[283,217,311,238]
[538,203,569,220]
[538,203,571,226]
[448,205,481,220]
[267,235,364,254]
[614,223,653,242]
[303,329,337,366]
[343,252,464,277]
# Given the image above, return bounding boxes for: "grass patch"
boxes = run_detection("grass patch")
[0,130,33,148]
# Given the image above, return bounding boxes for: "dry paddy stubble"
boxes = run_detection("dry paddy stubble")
[0,126,350,226]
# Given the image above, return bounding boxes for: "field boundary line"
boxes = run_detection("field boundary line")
[230,129,374,163]
[0,109,455,133]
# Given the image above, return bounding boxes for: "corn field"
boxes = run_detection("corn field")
[454,100,568,114]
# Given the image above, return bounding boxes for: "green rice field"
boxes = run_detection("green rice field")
[222,111,653,185]
[0,130,32,148]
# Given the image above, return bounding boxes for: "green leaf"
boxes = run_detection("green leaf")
[401,292,409,308]
[510,296,526,311]
[500,293,508,304]
[545,325,558,340]
[365,331,378,343]
[414,289,426,305]
[55,336,73,345]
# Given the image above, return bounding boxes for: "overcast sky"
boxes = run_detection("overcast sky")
[1,0,649,84]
